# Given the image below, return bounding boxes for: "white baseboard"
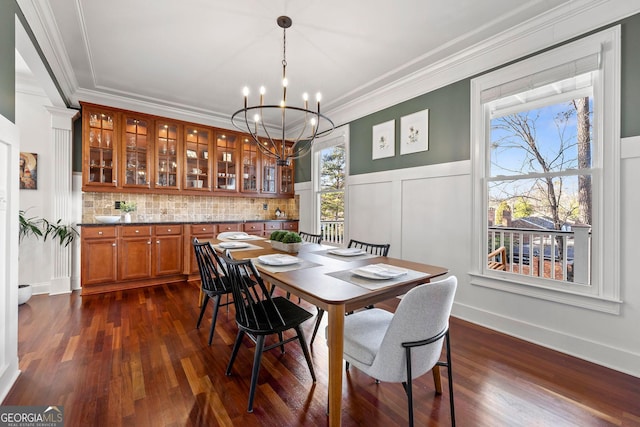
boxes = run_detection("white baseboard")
[452,302,640,378]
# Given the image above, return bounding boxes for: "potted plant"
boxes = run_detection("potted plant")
[269,231,302,253]
[120,201,137,223]
[18,209,79,304]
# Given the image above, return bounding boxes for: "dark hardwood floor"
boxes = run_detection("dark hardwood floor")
[4,283,640,426]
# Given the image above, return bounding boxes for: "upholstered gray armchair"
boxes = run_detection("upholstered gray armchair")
[337,275,457,426]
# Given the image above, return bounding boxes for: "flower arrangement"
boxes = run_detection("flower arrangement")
[120,201,137,213]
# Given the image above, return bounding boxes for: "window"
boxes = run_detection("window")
[470,27,621,313]
[312,130,348,245]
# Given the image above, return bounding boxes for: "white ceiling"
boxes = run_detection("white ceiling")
[18,0,579,129]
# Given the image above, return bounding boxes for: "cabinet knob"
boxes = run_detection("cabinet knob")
[167,229,171,232]
[202,228,206,231]
[135,230,140,233]
[147,241,151,244]
[157,241,160,244]
[112,243,116,247]
[98,231,103,235]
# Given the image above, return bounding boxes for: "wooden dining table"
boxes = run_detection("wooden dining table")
[207,236,448,426]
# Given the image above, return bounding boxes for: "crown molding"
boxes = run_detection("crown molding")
[324,0,640,128]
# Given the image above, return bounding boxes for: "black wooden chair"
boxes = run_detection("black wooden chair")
[347,239,390,256]
[223,256,316,412]
[299,231,322,244]
[310,239,391,344]
[192,238,234,345]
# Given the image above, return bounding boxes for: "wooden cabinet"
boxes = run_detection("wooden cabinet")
[122,113,152,188]
[187,224,216,274]
[241,135,259,193]
[83,105,119,188]
[217,223,242,233]
[215,131,239,191]
[184,125,211,190]
[81,224,184,295]
[155,121,181,189]
[81,227,118,285]
[81,102,295,197]
[118,226,152,281]
[282,221,299,231]
[154,225,183,276]
[243,222,264,235]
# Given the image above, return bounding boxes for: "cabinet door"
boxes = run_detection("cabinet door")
[118,237,152,280]
[83,105,118,188]
[185,126,211,191]
[122,114,152,188]
[279,143,295,195]
[215,132,238,191]
[188,224,216,274]
[155,235,183,276]
[155,121,181,189]
[241,136,259,193]
[261,154,277,194]
[81,238,118,285]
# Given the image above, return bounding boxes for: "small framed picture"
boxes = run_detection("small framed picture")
[19,152,38,190]
[400,109,429,155]
[186,149,197,159]
[372,120,395,160]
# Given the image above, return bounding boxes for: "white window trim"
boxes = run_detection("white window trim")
[469,26,621,314]
[311,125,349,236]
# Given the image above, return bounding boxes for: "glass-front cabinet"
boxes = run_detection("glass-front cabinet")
[84,106,118,187]
[241,136,259,193]
[262,145,278,194]
[155,121,180,189]
[215,132,238,191]
[185,126,210,190]
[122,114,151,188]
[279,142,294,195]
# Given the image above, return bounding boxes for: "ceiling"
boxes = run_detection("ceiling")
[18,0,575,130]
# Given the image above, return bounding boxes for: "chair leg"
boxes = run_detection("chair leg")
[278,332,285,354]
[295,325,316,382]
[310,308,325,344]
[196,294,210,328]
[405,347,414,427]
[445,331,456,427]
[208,295,221,346]
[226,330,245,376]
[247,335,266,412]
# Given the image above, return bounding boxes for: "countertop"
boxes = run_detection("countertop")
[78,219,298,227]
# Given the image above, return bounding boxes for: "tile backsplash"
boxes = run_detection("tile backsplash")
[82,192,299,223]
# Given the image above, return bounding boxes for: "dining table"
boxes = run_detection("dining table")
[207,235,449,427]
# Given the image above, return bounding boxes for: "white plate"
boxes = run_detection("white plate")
[218,242,250,249]
[258,254,301,266]
[328,248,367,256]
[351,264,408,280]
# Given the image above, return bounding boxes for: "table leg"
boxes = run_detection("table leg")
[327,303,345,427]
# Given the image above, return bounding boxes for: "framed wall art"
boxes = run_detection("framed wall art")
[400,109,429,155]
[372,120,395,160]
[19,152,38,190]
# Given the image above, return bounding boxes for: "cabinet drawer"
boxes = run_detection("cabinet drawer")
[82,226,117,239]
[121,226,152,237]
[282,221,298,231]
[218,223,241,232]
[243,222,264,232]
[190,224,216,235]
[264,222,281,231]
[155,225,182,236]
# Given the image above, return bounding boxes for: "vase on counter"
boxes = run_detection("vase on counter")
[123,212,132,223]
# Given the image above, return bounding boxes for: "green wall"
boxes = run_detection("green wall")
[0,1,17,123]
[296,12,640,182]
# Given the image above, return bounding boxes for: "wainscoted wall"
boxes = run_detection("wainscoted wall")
[82,192,298,223]
[314,157,640,377]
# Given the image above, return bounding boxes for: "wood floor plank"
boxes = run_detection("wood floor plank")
[3,284,640,426]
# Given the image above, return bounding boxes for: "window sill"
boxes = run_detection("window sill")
[469,272,622,314]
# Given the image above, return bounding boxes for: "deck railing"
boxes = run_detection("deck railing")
[488,225,591,284]
[320,221,344,245]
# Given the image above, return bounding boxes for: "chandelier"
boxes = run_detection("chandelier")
[231,16,334,167]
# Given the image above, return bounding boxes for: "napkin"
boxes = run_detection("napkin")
[258,254,300,265]
[359,264,407,278]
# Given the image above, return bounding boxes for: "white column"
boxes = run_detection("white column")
[46,106,78,295]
